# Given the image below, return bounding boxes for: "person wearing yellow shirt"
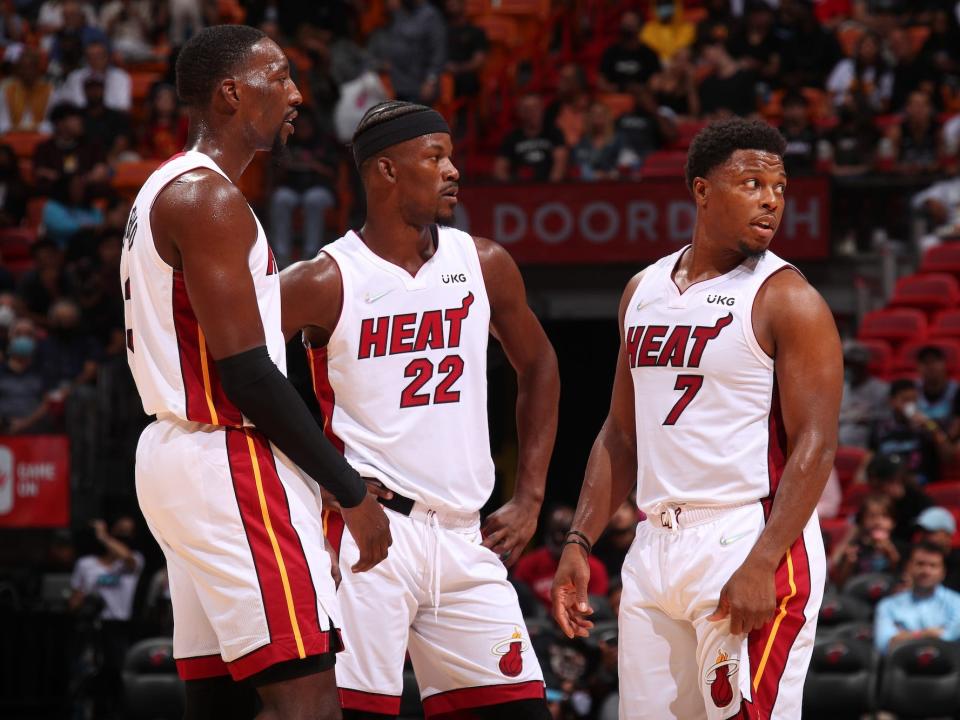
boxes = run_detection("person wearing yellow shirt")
[640,0,696,63]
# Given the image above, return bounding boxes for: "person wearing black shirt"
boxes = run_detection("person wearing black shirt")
[888,28,937,112]
[598,11,661,93]
[697,39,757,118]
[727,0,779,84]
[494,93,568,182]
[616,82,676,169]
[444,0,487,99]
[779,91,819,175]
[82,76,132,164]
[775,0,842,89]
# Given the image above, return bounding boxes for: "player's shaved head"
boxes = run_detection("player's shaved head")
[176,24,267,109]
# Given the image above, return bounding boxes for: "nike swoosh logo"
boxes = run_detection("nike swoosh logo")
[719,530,753,546]
[365,288,394,303]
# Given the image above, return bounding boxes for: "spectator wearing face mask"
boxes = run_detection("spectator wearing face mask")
[0,318,55,434]
[512,504,609,612]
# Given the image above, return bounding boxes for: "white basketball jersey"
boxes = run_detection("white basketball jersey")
[120,150,284,425]
[625,246,797,515]
[309,227,494,514]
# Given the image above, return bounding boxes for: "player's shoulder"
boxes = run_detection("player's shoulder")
[152,168,248,228]
[280,249,343,297]
[469,234,517,274]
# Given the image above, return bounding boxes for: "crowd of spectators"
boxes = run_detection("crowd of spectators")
[4,0,960,717]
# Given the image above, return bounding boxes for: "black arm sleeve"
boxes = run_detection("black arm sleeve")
[217,346,366,508]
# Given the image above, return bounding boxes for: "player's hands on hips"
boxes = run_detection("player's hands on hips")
[341,493,392,573]
[481,496,539,567]
[551,544,595,639]
[708,555,777,635]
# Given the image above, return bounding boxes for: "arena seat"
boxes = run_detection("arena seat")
[488,0,551,19]
[130,71,163,104]
[112,160,164,197]
[835,446,867,490]
[819,589,872,628]
[878,638,960,717]
[856,338,893,378]
[0,130,49,159]
[668,120,707,150]
[829,621,874,644]
[919,244,960,279]
[121,638,184,720]
[597,93,635,119]
[843,572,897,608]
[925,481,960,509]
[840,482,870,517]
[820,516,851,555]
[929,308,960,340]
[888,273,960,315]
[857,308,927,347]
[891,338,960,376]
[802,638,877,719]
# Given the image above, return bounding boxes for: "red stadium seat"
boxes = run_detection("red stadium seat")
[919,244,960,279]
[929,309,960,339]
[112,159,163,196]
[835,446,868,491]
[926,482,960,509]
[597,93,635,119]
[668,120,707,150]
[858,308,927,347]
[821,517,852,555]
[857,338,893,378]
[890,338,960,376]
[888,273,960,314]
[840,482,870,517]
[1,131,50,159]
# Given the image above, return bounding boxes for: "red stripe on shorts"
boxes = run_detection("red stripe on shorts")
[744,534,812,718]
[421,680,546,717]
[176,653,229,680]
[228,627,342,681]
[225,427,324,675]
[339,688,402,715]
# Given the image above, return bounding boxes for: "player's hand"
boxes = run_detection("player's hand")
[320,480,394,513]
[708,556,777,635]
[341,494,392,573]
[551,544,594,639]
[481,495,539,567]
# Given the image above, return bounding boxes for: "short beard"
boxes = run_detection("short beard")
[271,131,288,162]
[737,241,767,260]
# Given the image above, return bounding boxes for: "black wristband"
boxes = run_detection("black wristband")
[216,346,366,508]
[563,538,590,555]
[566,530,592,553]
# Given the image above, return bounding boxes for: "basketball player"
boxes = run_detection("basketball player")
[280,101,560,719]
[551,119,842,719]
[121,26,391,720]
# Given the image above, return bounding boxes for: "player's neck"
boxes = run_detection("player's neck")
[359,216,436,275]
[675,228,747,288]
[185,126,255,183]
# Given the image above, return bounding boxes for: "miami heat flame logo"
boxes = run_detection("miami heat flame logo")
[705,649,739,708]
[492,628,526,677]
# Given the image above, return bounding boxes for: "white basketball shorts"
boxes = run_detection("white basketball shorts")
[325,504,545,717]
[135,416,342,681]
[619,502,825,720]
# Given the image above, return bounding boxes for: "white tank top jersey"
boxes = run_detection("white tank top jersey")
[625,245,797,515]
[120,150,285,426]
[308,226,495,515]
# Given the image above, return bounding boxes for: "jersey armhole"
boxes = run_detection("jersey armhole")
[744,265,801,369]
[319,249,348,350]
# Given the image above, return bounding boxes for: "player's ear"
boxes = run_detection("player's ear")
[377,156,397,184]
[692,177,709,207]
[218,77,241,111]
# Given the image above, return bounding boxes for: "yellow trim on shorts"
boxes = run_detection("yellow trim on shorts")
[245,430,306,659]
[197,324,219,425]
[752,549,796,691]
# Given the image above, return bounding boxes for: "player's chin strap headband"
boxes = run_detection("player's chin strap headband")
[352,108,451,168]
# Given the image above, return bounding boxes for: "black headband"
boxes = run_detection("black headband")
[352,108,451,168]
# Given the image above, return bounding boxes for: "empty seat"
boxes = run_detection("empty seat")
[840,482,870,517]
[820,517,851,555]
[122,638,185,720]
[920,244,960,278]
[925,481,960,509]
[843,572,897,607]
[855,338,893,378]
[802,637,877,719]
[0,130,50,159]
[641,150,687,178]
[878,638,960,717]
[929,309,960,338]
[819,590,872,628]
[888,273,960,314]
[835,446,867,490]
[858,308,927,347]
[112,160,163,195]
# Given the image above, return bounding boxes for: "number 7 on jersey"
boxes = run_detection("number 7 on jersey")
[663,374,703,425]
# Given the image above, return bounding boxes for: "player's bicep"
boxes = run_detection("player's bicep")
[771,280,843,447]
[158,180,266,360]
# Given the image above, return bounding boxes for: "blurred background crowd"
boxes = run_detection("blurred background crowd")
[3,0,960,718]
